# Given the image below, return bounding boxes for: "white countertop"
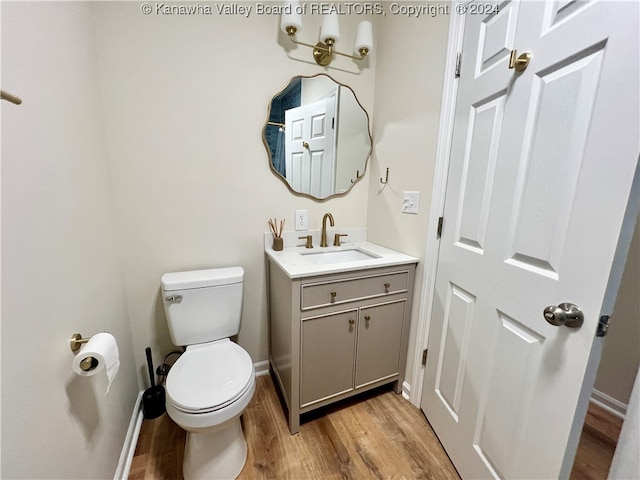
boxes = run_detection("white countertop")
[265,240,418,279]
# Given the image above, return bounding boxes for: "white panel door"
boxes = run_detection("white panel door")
[421,1,639,478]
[285,97,336,198]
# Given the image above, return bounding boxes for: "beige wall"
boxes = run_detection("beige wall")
[367,13,449,388]
[1,3,138,478]
[594,214,640,406]
[90,4,377,383]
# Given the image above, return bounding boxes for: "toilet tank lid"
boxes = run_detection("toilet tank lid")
[161,267,244,291]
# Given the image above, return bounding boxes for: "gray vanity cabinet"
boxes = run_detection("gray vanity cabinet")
[356,301,405,387]
[267,259,417,434]
[300,309,356,406]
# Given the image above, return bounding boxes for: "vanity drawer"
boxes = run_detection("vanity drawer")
[301,271,409,311]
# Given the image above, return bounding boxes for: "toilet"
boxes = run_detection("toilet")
[161,267,255,480]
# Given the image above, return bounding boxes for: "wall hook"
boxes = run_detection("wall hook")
[351,170,361,184]
[1,89,22,105]
[380,167,389,184]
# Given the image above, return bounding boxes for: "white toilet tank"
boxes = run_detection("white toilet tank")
[161,267,244,346]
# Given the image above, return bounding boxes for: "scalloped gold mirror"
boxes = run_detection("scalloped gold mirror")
[263,74,372,200]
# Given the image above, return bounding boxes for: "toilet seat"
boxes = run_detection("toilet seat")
[166,339,254,414]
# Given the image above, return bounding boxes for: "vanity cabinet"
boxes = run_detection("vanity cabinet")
[267,260,416,433]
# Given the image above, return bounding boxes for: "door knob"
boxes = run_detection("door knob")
[509,50,531,72]
[543,303,584,328]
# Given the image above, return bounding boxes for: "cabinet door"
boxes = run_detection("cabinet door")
[300,309,357,407]
[356,301,405,388]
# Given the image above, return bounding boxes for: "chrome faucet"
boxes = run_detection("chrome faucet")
[320,212,335,247]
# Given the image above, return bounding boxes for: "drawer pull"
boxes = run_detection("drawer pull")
[364,315,371,322]
[384,282,390,293]
[349,318,355,325]
[330,291,337,301]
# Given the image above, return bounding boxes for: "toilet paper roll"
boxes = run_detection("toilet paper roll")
[72,332,120,395]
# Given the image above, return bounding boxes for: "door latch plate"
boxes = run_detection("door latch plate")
[597,315,610,337]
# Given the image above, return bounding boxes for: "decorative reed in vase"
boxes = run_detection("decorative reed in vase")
[268,218,285,251]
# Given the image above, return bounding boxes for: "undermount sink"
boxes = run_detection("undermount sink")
[300,248,380,265]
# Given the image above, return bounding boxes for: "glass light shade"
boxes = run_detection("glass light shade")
[320,13,340,43]
[354,21,373,54]
[280,0,302,33]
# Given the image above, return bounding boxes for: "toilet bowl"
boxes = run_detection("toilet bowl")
[165,339,255,479]
[161,267,255,480]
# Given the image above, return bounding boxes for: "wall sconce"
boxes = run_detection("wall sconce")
[280,1,373,66]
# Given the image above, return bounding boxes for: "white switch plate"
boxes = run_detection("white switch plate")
[295,210,308,230]
[402,191,420,214]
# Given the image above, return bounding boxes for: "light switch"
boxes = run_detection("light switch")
[402,191,419,214]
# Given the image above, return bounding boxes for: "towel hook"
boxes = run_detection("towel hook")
[380,167,389,184]
[1,89,22,105]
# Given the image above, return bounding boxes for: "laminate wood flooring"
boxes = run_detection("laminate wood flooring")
[570,402,623,480]
[129,374,460,479]
[129,374,622,480]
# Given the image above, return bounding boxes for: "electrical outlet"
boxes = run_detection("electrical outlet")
[402,191,420,214]
[295,210,308,230]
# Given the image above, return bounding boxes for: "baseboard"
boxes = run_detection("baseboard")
[591,388,627,419]
[114,391,144,480]
[254,360,270,377]
[402,381,411,400]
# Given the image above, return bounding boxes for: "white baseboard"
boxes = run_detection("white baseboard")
[254,360,270,377]
[402,381,411,401]
[591,388,627,419]
[114,391,143,480]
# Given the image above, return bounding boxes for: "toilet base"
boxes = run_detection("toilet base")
[183,417,248,480]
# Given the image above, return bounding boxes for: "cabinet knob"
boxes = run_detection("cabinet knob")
[384,282,390,293]
[330,291,337,301]
[349,318,355,325]
[364,315,371,322]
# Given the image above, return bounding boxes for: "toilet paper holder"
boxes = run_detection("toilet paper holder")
[70,333,99,372]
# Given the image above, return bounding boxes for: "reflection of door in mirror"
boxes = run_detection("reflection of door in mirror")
[285,97,336,198]
[264,74,372,200]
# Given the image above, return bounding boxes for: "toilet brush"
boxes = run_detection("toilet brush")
[142,347,166,419]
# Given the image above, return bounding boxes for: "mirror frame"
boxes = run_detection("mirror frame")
[263,73,373,201]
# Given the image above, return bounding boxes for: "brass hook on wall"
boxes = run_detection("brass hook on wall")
[1,89,22,105]
[380,167,389,184]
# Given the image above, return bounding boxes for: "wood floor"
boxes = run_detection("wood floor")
[129,374,622,480]
[129,374,460,479]
[570,402,623,480]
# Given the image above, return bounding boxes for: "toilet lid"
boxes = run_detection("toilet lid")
[166,340,254,413]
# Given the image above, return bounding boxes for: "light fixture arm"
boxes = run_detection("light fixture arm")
[285,26,369,66]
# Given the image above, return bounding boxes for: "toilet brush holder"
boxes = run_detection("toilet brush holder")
[142,347,166,419]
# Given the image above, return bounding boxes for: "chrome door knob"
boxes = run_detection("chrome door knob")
[543,303,584,328]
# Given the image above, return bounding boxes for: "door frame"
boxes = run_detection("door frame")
[408,6,465,406]
[410,3,640,474]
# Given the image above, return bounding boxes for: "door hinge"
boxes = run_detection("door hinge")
[437,216,444,238]
[455,52,462,78]
[332,117,335,129]
[421,348,428,366]
[597,315,611,337]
